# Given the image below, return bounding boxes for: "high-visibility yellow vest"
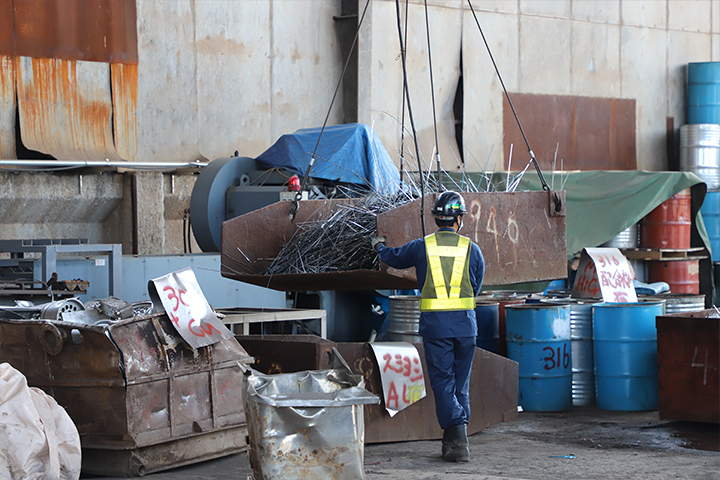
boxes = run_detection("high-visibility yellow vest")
[420,231,475,312]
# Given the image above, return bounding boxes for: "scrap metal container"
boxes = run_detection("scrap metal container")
[0,313,254,476]
[220,191,567,292]
[657,309,720,423]
[242,362,379,480]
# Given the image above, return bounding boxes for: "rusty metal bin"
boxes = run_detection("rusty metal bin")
[242,355,379,480]
[0,313,254,476]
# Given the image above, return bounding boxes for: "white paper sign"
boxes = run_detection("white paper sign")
[370,342,426,417]
[572,247,637,302]
[149,268,234,349]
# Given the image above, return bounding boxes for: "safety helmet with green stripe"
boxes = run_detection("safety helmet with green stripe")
[431,191,468,221]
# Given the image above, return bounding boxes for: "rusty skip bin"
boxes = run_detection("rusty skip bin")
[242,350,380,480]
[221,190,567,291]
[0,313,254,477]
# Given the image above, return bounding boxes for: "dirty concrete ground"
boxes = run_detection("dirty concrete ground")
[81,406,719,480]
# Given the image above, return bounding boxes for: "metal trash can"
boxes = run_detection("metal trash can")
[243,354,380,480]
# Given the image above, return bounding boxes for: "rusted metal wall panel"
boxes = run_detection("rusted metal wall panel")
[0,0,12,56]
[16,57,121,160]
[221,191,567,291]
[0,55,16,159]
[502,93,636,171]
[111,62,138,160]
[7,0,137,64]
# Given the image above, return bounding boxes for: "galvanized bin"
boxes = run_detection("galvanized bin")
[386,295,422,343]
[243,357,380,480]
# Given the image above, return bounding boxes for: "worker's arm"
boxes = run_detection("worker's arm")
[470,243,485,296]
[376,238,424,270]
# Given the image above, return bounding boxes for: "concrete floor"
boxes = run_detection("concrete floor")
[81,406,720,480]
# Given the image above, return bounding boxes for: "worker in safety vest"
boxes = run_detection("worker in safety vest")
[372,191,485,462]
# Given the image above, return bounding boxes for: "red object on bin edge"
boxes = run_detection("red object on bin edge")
[288,175,301,191]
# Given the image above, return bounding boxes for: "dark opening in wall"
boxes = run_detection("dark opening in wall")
[453,53,464,164]
[14,104,55,160]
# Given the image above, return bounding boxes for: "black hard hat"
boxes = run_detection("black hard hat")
[431,191,468,220]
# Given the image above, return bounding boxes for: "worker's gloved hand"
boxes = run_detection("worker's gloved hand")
[371,236,387,251]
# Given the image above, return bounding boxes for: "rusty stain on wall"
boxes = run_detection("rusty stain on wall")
[16,57,121,161]
[112,62,139,161]
[0,0,137,64]
[0,55,16,159]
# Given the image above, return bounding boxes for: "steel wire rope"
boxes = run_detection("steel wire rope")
[423,0,442,189]
[292,0,372,220]
[395,0,426,236]
[399,0,409,184]
[466,0,550,192]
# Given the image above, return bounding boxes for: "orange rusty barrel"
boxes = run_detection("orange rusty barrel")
[640,189,692,249]
[647,260,700,294]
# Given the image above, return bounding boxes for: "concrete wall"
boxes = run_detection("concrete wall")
[361,0,720,173]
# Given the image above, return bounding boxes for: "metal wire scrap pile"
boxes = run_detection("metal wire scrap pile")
[263,192,413,275]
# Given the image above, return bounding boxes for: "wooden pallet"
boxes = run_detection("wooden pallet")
[621,247,708,261]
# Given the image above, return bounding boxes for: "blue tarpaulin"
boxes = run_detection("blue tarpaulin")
[255,123,400,194]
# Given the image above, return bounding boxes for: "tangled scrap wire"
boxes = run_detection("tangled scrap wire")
[263,190,415,275]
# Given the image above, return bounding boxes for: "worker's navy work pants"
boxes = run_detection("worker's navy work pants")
[423,336,476,430]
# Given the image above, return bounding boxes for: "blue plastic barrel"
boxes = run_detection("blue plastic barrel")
[506,304,572,412]
[688,62,720,124]
[701,191,720,262]
[475,301,499,353]
[593,302,664,411]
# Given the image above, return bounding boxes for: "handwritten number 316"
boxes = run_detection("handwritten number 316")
[542,343,570,370]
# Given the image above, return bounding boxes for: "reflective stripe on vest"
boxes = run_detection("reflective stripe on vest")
[420,233,475,311]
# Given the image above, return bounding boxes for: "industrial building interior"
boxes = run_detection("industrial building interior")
[0,1,718,479]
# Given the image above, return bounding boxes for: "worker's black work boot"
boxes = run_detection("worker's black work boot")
[442,424,469,462]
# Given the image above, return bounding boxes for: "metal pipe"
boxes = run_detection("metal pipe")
[0,159,209,170]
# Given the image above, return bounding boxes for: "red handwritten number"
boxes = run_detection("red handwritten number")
[542,343,570,370]
[163,286,188,311]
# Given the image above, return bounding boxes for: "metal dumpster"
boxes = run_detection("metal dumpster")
[221,191,567,291]
[243,351,380,480]
[0,313,254,476]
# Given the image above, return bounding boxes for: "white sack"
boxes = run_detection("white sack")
[0,363,81,480]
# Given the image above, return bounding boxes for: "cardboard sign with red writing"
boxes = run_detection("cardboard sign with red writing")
[572,247,637,302]
[149,268,234,349]
[370,342,426,417]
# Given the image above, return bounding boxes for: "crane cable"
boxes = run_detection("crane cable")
[291,0,372,220]
[424,0,442,189]
[395,0,426,236]
[399,0,409,184]
[467,0,550,192]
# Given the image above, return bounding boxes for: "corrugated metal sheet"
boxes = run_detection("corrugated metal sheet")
[4,0,137,64]
[17,57,121,160]
[0,55,16,159]
[111,62,138,160]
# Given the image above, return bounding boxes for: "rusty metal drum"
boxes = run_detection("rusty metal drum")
[647,260,700,294]
[640,190,692,250]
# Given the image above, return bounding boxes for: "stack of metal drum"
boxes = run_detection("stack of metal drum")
[684,62,720,299]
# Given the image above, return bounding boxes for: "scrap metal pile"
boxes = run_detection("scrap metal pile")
[263,191,415,275]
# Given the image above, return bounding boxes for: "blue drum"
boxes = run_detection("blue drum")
[593,302,664,411]
[475,301,499,353]
[506,304,572,412]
